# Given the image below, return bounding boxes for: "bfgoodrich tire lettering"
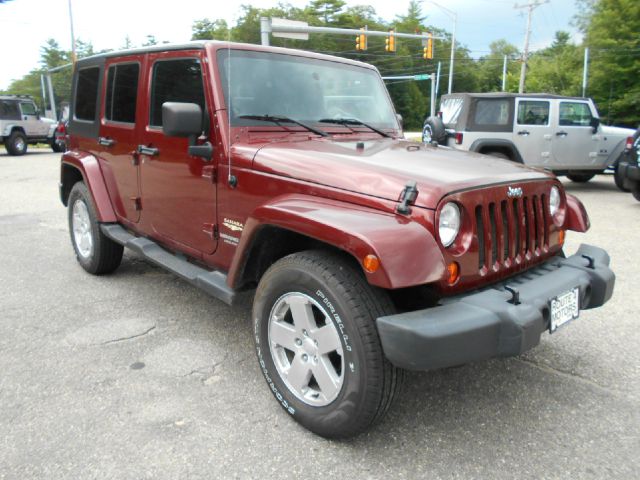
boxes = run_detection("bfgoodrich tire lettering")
[67,182,123,275]
[253,250,403,439]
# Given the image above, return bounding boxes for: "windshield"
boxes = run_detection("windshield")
[217,49,399,130]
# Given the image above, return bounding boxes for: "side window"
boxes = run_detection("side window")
[75,67,100,121]
[559,102,592,127]
[517,100,550,125]
[20,102,37,116]
[105,63,140,123]
[149,58,205,127]
[0,101,20,120]
[474,99,510,126]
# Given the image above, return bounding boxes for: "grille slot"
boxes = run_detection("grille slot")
[501,200,509,260]
[476,205,485,269]
[489,203,498,265]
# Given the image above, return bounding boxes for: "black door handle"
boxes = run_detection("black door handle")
[517,130,530,136]
[137,145,159,156]
[556,131,568,137]
[98,137,115,147]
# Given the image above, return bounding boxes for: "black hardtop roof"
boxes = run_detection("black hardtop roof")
[441,92,591,102]
[75,40,375,70]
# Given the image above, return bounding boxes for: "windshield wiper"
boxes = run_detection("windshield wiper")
[318,118,392,138]
[238,114,329,137]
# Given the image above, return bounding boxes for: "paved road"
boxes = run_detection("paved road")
[1,150,638,479]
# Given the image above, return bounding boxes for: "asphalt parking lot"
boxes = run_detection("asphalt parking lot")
[1,150,638,479]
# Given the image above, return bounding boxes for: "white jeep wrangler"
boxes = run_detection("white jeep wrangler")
[422,93,634,186]
[0,95,59,156]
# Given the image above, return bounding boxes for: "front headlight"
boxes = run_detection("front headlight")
[439,202,461,247]
[549,186,561,217]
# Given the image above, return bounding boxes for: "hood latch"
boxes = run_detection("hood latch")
[396,181,419,215]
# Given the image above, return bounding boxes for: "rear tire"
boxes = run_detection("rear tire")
[5,131,27,156]
[68,182,123,275]
[51,139,64,153]
[567,172,596,183]
[614,160,630,192]
[252,250,403,439]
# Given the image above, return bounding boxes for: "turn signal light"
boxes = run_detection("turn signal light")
[447,261,460,285]
[455,132,463,144]
[558,229,566,246]
[363,254,380,273]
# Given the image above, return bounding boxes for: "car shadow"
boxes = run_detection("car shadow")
[560,174,620,193]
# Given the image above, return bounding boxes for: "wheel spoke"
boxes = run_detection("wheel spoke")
[286,354,312,392]
[314,324,342,355]
[287,296,317,333]
[270,321,298,350]
[312,357,340,400]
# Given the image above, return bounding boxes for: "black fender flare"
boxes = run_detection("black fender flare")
[469,139,524,163]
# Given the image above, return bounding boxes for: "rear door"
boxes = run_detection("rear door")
[138,51,217,255]
[97,56,144,224]
[512,98,553,167]
[552,100,599,168]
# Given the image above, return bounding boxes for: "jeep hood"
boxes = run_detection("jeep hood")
[251,138,552,209]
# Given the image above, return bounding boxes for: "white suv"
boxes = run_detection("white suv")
[422,93,634,185]
[1,95,58,156]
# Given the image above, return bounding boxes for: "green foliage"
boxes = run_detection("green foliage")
[580,0,640,126]
[524,31,583,96]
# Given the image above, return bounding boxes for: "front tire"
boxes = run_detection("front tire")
[253,250,402,438]
[68,182,123,275]
[5,131,27,156]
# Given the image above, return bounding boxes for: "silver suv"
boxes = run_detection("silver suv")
[422,93,634,184]
[1,95,58,156]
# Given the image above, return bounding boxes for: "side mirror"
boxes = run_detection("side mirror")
[162,102,213,161]
[590,116,600,133]
[162,102,203,137]
[396,113,403,130]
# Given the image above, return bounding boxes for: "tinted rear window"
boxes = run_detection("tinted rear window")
[474,99,510,126]
[105,63,139,123]
[0,100,20,120]
[149,59,205,127]
[75,67,100,121]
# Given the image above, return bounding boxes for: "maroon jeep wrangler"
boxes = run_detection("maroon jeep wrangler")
[60,41,615,438]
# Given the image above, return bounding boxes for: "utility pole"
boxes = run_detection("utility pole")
[68,0,76,64]
[425,1,457,94]
[502,55,508,91]
[582,47,589,97]
[515,0,548,94]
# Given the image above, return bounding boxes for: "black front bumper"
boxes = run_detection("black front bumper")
[377,244,615,371]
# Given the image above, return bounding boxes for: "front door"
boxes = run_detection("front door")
[19,101,49,137]
[138,52,217,255]
[552,100,599,169]
[98,56,144,224]
[512,98,553,167]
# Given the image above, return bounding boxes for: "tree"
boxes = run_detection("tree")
[191,19,229,40]
[578,0,640,126]
[476,40,520,92]
[525,31,582,96]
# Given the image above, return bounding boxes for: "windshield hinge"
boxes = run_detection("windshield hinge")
[396,181,419,215]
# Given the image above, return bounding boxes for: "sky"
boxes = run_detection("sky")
[0,0,581,90]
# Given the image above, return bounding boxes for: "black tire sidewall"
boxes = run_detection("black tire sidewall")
[424,116,446,144]
[253,259,376,437]
[8,132,27,156]
[68,182,103,273]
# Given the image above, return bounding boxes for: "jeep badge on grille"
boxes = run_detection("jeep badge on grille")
[507,186,523,198]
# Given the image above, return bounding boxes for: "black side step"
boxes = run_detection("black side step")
[100,224,236,305]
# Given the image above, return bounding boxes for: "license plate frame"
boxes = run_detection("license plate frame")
[549,287,580,333]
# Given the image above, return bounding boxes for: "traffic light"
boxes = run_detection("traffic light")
[423,33,433,60]
[385,29,396,53]
[356,28,367,51]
